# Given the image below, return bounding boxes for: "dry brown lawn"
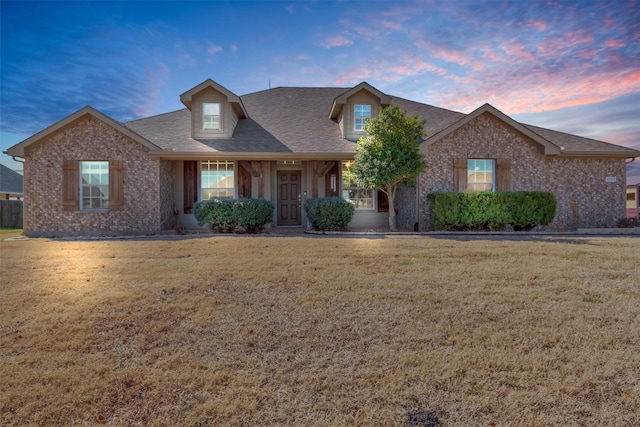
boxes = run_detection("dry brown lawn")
[1,234,639,426]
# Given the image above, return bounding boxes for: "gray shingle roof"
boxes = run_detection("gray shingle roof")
[123,85,639,158]
[0,163,24,194]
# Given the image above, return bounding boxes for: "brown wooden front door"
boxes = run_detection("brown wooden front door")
[277,170,301,225]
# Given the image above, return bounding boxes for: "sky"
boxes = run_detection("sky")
[1,0,639,183]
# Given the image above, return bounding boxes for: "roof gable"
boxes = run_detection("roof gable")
[329,81,392,119]
[5,106,162,157]
[180,79,247,118]
[422,103,562,155]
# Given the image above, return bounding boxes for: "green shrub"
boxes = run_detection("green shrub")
[427,191,556,231]
[236,198,275,233]
[304,197,355,231]
[505,192,556,231]
[193,198,274,233]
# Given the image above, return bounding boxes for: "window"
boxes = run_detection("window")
[341,160,374,209]
[354,104,371,132]
[203,102,221,130]
[80,161,109,209]
[201,160,234,199]
[467,159,495,192]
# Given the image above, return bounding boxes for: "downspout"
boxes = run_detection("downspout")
[12,156,25,164]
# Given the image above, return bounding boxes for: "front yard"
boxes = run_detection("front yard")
[1,235,638,425]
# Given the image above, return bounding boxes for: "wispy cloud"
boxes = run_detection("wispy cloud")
[323,35,353,48]
[207,44,223,55]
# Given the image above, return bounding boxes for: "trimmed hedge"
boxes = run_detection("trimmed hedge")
[304,197,355,231]
[427,191,556,231]
[193,198,274,233]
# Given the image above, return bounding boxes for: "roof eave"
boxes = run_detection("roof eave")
[180,79,247,118]
[150,151,356,161]
[421,103,562,155]
[5,106,162,157]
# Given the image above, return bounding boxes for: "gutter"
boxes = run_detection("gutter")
[150,151,356,161]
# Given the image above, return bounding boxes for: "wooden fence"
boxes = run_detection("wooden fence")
[0,200,23,229]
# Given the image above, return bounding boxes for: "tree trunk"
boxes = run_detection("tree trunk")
[388,186,397,231]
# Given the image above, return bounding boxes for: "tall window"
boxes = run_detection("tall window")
[467,159,495,192]
[203,103,221,130]
[342,160,374,209]
[354,104,371,132]
[80,161,109,209]
[201,160,234,199]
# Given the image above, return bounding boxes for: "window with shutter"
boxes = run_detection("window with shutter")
[80,161,109,210]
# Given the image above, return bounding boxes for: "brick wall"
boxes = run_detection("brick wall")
[419,113,627,230]
[23,116,164,236]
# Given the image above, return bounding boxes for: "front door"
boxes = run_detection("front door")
[277,170,302,225]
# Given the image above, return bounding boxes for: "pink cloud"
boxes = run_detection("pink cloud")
[323,35,353,48]
[499,42,539,64]
[333,67,378,86]
[528,20,550,32]
[605,39,626,48]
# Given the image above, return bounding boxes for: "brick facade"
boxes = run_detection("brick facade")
[23,116,166,236]
[419,113,627,230]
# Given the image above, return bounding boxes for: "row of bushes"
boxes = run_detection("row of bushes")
[194,198,275,233]
[193,192,557,233]
[427,191,556,231]
[194,197,356,233]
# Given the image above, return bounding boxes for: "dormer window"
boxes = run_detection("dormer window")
[203,102,221,130]
[354,104,371,132]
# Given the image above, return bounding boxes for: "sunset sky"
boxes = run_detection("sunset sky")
[1,0,639,182]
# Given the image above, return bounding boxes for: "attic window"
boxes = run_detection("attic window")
[354,104,371,132]
[203,103,221,130]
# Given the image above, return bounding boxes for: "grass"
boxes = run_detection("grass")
[0,229,22,241]
[1,235,639,426]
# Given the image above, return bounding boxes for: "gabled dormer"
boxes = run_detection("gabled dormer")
[329,82,392,139]
[180,79,247,139]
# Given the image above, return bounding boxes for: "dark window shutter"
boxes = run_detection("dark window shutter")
[496,159,511,191]
[62,160,78,211]
[453,158,467,192]
[184,160,198,214]
[109,160,124,211]
[377,189,389,212]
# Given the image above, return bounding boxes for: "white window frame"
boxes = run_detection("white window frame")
[354,104,371,132]
[80,161,109,210]
[201,160,235,200]
[202,102,221,131]
[467,159,496,192]
[341,160,374,209]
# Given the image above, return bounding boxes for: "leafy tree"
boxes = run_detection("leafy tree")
[353,104,427,231]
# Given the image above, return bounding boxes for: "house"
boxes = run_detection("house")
[5,79,640,236]
[0,163,23,200]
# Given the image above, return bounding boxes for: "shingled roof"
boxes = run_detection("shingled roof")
[0,163,23,195]
[122,84,640,159]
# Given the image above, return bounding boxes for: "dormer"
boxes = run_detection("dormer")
[180,79,247,139]
[329,82,392,139]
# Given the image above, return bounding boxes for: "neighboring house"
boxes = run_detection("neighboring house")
[0,163,23,200]
[5,79,640,236]
[627,183,640,218]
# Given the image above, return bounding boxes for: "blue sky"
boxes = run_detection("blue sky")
[1,0,639,182]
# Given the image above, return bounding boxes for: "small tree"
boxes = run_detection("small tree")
[353,104,427,231]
